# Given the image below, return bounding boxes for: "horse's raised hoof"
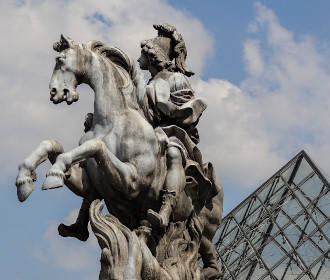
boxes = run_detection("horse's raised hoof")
[16,179,35,202]
[58,223,89,241]
[147,209,167,230]
[42,170,64,190]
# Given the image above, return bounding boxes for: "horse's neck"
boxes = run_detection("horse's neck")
[88,57,128,131]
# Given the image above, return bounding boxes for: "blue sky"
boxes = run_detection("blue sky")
[1,0,330,279]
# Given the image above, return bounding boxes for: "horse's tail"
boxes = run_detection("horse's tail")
[90,199,201,280]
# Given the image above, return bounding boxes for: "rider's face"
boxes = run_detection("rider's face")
[138,51,149,70]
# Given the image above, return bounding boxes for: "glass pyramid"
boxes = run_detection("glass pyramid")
[214,151,330,279]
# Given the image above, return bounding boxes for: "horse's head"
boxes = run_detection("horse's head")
[49,34,84,104]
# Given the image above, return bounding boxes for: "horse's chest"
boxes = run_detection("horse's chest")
[79,131,95,145]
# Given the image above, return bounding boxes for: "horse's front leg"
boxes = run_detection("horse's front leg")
[42,139,138,198]
[16,140,64,202]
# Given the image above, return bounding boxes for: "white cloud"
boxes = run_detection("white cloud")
[243,39,264,76]
[196,2,330,188]
[195,78,283,188]
[33,208,99,275]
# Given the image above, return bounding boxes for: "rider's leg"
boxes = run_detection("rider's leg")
[58,198,91,241]
[58,167,100,241]
[147,146,185,228]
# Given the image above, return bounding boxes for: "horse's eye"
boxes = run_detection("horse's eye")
[56,56,64,63]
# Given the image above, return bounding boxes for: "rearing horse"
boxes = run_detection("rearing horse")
[15,35,223,279]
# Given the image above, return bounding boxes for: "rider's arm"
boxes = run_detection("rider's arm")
[154,78,177,116]
[133,66,148,107]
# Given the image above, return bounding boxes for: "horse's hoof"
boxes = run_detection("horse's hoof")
[147,209,167,230]
[58,223,89,241]
[16,180,35,202]
[42,171,64,190]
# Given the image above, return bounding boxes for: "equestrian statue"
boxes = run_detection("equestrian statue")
[15,24,223,280]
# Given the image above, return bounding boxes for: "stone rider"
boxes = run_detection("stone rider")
[135,23,208,229]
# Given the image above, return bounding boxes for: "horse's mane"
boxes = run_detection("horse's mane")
[87,40,138,84]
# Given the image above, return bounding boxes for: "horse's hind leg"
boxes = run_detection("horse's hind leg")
[200,236,222,280]
[16,140,64,202]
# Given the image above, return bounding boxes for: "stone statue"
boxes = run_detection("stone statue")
[15,24,223,279]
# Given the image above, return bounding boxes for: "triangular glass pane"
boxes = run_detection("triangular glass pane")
[276,210,290,229]
[234,201,250,224]
[262,276,274,280]
[281,195,303,220]
[244,242,256,260]
[283,222,303,247]
[316,258,330,279]
[281,258,304,280]
[228,256,245,277]
[226,246,241,266]
[245,206,262,228]
[299,274,313,280]
[310,259,323,278]
[222,227,240,248]
[310,230,329,254]
[293,157,314,185]
[247,196,261,216]
[261,241,287,269]
[315,189,330,218]
[296,239,322,267]
[213,221,226,243]
[301,217,318,236]
[257,182,272,204]
[282,161,296,183]
[224,217,237,236]
[274,233,292,254]
[272,260,290,279]
[269,176,283,196]
[321,223,330,241]
[299,174,324,200]
[294,213,309,232]
[307,206,325,226]
[250,260,269,280]
[236,264,253,280]
[251,221,272,249]
[269,185,286,206]
[249,230,264,249]
[293,188,310,207]
[269,223,280,236]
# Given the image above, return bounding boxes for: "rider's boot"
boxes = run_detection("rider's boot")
[58,199,90,241]
[147,191,176,229]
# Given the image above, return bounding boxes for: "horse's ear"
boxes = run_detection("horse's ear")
[53,34,74,52]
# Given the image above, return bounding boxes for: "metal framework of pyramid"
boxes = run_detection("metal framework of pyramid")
[214,151,330,280]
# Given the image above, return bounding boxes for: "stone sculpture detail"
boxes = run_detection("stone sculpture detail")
[16,24,223,279]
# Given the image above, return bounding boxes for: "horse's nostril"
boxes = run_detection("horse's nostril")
[63,88,69,99]
[50,88,57,96]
